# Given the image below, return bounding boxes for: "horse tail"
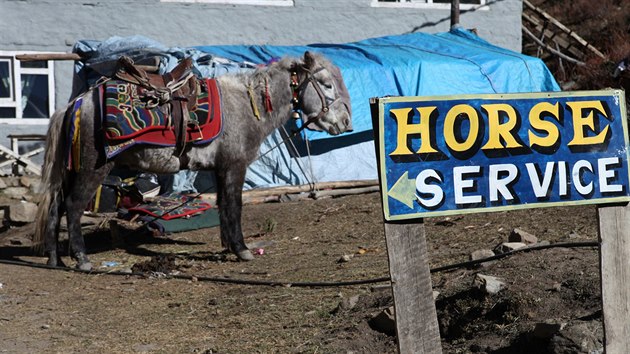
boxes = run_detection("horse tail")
[33,102,71,251]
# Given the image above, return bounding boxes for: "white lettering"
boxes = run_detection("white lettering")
[489,164,518,202]
[453,165,482,205]
[415,169,444,208]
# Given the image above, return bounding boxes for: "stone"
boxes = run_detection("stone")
[494,242,527,254]
[473,273,506,295]
[2,187,29,200]
[368,306,396,336]
[0,178,6,189]
[509,228,538,244]
[8,201,38,223]
[19,175,34,188]
[331,294,361,314]
[337,254,353,263]
[470,249,496,267]
[549,321,603,354]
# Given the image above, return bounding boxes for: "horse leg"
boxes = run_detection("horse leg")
[65,167,112,270]
[216,164,254,261]
[43,191,66,267]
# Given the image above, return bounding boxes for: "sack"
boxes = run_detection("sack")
[87,175,122,212]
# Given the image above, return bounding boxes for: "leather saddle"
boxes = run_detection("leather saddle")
[114,56,200,153]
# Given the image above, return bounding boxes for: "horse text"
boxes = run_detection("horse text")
[376,91,630,220]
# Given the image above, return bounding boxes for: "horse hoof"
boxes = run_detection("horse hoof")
[73,252,93,271]
[237,249,255,261]
[76,262,93,271]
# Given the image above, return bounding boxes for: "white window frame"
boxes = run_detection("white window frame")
[372,0,488,10]
[0,51,56,125]
[160,0,293,6]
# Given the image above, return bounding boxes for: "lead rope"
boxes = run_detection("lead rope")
[280,125,316,191]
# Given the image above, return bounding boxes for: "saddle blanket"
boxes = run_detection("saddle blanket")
[97,78,223,159]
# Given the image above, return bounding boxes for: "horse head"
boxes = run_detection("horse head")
[291,51,352,136]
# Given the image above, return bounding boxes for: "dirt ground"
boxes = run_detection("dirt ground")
[0,190,603,353]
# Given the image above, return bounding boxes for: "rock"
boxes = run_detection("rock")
[19,175,34,188]
[8,201,38,223]
[2,187,29,200]
[368,306,396,336]
[331,294,361,314]
[473,273,506,294]
[568,231,581,239]
[432,290,440,300]
[0,178,6,189]
[494,242,527,254]
[533,321,566,339]
[470,249,496,267]
[509,228,538,244]
[337,254,353,263]
[1,177,20,187]
[548,321,603,354]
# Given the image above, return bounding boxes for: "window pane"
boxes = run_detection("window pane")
[21,61,48,69]
[0,61,12,99]
[21,74,49,118]
[0,107,16,118]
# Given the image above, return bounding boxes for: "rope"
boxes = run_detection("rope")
[0,241,599,288]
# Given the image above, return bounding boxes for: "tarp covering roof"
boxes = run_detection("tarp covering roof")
[195,27,561,141]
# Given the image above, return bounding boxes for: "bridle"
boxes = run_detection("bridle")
[290,65,342,133]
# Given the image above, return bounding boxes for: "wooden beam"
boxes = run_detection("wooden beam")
[16,53,82,61]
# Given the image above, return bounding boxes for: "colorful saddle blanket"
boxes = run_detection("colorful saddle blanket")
[100,78,223,158]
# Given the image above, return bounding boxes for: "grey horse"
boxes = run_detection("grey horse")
[34,51,352,270]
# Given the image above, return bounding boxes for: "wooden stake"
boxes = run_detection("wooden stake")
[598,203,630,353]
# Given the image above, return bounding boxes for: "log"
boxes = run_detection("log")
[16,53,82,61]
[200,180,378,200]
[199,180,380,205]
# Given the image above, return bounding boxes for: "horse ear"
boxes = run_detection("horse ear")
[303,51,315,69]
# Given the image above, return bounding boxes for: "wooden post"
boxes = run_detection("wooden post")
[384,220,442,354]
[598,203,630,353]
[450,0,460,27]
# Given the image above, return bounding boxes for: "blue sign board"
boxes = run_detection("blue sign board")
[373,90,630,221]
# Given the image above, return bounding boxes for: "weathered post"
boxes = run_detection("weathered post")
[451,0,460,27]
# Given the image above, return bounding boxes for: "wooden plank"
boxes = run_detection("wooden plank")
[598,204,630,353]
[523,0,606,59]
[16,53,82,61]
[0,144,41,175]
[522,13,585,59]
[384,221,442,354]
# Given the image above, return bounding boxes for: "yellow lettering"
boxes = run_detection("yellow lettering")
[481,103,523,150]
[389,106,438,155]
[567,100,610,146]
[443,104,479,152]
[528,102,560,148]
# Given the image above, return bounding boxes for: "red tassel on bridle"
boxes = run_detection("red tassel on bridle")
[264,77,273,112]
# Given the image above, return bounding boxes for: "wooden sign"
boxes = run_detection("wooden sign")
[374,90,630,220]
[371,90,630,354]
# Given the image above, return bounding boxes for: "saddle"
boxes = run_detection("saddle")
[114,56,200,153]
